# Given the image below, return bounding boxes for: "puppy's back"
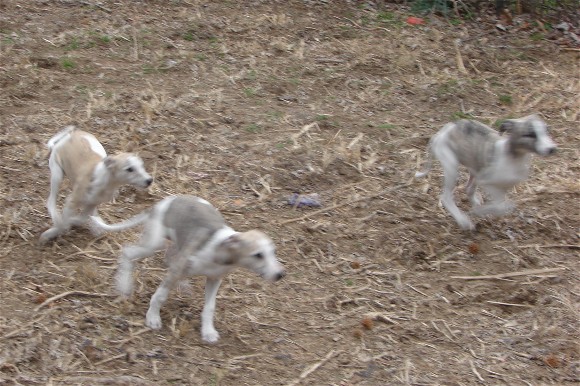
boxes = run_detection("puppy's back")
[164,196,226,248]
[448,120,501,170]
[54,131,105,184]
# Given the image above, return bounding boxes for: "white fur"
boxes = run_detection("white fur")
[111,195,285,343]
[40,126,152,243]
[416,117,556,230]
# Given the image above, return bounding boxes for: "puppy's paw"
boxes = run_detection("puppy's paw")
[201,328,220,344]
[457,217,475,231]
[39,228,60,245]
[145,311,162,330]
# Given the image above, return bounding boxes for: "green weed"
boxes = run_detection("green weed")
[378,123,396,130]
[64,38,80,51]
[243,88,257,97]
[183,31,195,41]
[99,35,111,44]
[452,111,474,120]
[61,58,76,69]
[499,94,513,105]
[245,124,261,133]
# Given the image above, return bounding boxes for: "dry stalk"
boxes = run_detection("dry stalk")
[364,312,399,325]
[59,376,155,385]
[286,349,340,386]
[518,244,579,250]
[291,122,318,149]
[486,301,533,308]
[470,360,485,382]
[34,290,115,311]
[451,267,566,281]
[454,40,468,75]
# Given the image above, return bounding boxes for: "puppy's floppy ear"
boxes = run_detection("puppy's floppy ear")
[214,234,244,265]
[498,119,515,134]
[221,234,244,249]
[103,156,116,169]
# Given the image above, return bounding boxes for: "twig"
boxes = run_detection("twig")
[486,301,533,308]
[280,183,410,225]
[79,1,112,13]
[454,40,468,74]
[249,320,290,332]
[451,267,566,281]
[3,315,47,339]
[470,360,485,382]
[59,376,154,386]
[364,312,399,325]
[518,244,579,250]
[406,283,428,297]
[35,291,114,311]
[286,350,339,386]
[94,353,126,366]
[335,16,362,29]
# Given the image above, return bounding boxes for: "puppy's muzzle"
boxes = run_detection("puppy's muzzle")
[145,178,153,187]
[547,147,557,155]
[274,271,286,281]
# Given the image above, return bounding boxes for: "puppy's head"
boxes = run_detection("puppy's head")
[499,114,557,156]
[215,230,285,282]
[104,153,153,188]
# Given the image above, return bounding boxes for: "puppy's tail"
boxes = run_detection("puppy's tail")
[47,125,76,150]
[90,211,150,232]
[414,141,433,178]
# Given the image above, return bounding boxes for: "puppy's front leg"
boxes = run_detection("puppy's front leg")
[146,276,178,329]
[201,277,223,343]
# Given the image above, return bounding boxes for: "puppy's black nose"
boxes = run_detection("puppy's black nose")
[275,271,286,281]
[548,147,557,155]
[145,178,153,186]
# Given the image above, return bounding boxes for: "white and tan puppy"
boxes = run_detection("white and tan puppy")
[415,114,557,230]
[40,126,152,243]
[92,195,285,343]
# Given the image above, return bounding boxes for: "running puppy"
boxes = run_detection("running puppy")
[93,195,285,343]
[415,114,557,230]
[40,126,152,243]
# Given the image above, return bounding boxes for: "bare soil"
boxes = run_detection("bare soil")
[1,1,579,385]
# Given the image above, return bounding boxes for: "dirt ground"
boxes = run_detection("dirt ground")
[1,1,579,385]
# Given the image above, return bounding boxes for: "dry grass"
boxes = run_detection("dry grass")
[0,1,579,385]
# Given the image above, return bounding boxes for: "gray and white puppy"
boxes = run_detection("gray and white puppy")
[415,114,557,230]
[92,195,285,343]
[40,126,152,243]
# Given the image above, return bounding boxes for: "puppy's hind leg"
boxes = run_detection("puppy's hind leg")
[145,254,188,330]
[471,186,513,217]
[465,174,482,207]
[201,277,223,343]
[437,148,474,230]
[116,219,166,297]
[40,187,69,244]
[46,159,64,226]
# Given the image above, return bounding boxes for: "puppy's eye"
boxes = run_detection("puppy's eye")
[253,252,264,259]
[126,167,134,172]
[523,132,537,139]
